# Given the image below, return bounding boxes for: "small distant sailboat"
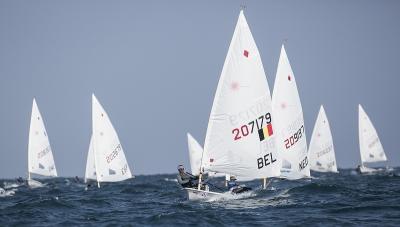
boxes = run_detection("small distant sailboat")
[309,106,338,173]
[357,104,387,173]
[86,94,133,187]
[272,45,310,179]
[28,99,57,187]
[186,10,280,200]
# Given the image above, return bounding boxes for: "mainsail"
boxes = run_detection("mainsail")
[28,99,58,178]
[187,133,203,176]
[309,106,338,173]
[272,45,310,179]
[91,94,132,184]
[201,10,280,181]
[358,104,386,165]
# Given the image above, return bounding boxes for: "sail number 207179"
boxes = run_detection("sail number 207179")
[232,113,271,141]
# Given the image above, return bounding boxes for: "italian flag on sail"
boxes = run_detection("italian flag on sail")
[258,124,273,141]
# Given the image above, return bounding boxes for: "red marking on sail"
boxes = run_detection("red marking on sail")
[210,158,214,163]
[243,50,249,57]
[288,75,291,81]
[231,81,239,91]
[281,103,287,109]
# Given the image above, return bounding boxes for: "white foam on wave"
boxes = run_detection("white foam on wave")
[3,182,21,189]
[164,178,178,182]
[28,179,46,188]
[0,187,17,197]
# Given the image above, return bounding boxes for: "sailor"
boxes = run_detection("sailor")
[74,176,80,183]
[227,175,252,194]
[356,165,362,174]
[16,177,25,184]
[227,176,239,191]
[176,165,198,188]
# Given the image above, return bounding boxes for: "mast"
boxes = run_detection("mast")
[93,132,101,188]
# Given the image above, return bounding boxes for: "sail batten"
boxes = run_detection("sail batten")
[201,11,280,181]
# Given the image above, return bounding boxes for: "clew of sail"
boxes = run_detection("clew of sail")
[92,94,132,183]
[309,106,338,173]
[28,99,57,178]
[272,45,310,179]
[358,104,386,164]
[201,11,280,181]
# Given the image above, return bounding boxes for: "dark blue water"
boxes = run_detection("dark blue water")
[1,168,400,226]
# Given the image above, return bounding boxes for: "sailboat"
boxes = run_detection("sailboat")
[271,45,310,179]
[28,99,58,187]
[185,10,280,200]
[87,94,133,187]
[357,104,387,173]
[309,105,338,173]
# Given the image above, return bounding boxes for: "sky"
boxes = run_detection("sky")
[0,0,399,178]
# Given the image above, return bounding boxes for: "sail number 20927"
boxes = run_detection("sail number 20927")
[232,113,271,141]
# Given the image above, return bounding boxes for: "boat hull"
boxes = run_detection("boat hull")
[184,188,224,201]
[28,179,44,188]
[358,165,378,174]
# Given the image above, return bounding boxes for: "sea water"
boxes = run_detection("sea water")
[0,169,399,226]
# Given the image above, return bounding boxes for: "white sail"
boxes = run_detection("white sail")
[187,133,230,180]
[358,104,386,164]
[187,133,203,176]
[309,106,338,173]
[92,94,132,183]
[28,99,57,178]
[272,45,310,179]
[201,11,280,181]
[84,135,97,183]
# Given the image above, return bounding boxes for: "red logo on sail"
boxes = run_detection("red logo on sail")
[243,50,249,58]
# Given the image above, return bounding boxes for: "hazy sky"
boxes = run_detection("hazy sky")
[0,0,399,178]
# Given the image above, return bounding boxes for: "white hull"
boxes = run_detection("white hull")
[28,179,44,188]
[184,187,254,201]
[280,169,311,180]
[311,168,339,173]
[184,188,224,201]
[358,165,380,174]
